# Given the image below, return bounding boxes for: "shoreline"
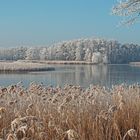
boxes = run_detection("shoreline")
[0,60,138,73]
[129,62,140,66]
[17,60,100,65]
[18,60,132,65]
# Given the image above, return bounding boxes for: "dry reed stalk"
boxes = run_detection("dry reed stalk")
[0,83,139,139]
[123,129,137,140]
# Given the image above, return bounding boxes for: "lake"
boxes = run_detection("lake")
[0,64,140,88]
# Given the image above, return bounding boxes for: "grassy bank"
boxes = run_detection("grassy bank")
[0,83,139,139]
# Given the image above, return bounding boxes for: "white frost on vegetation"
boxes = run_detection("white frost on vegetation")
[0,61,52,71]
[0,38,140,64]
[112,0,140,25]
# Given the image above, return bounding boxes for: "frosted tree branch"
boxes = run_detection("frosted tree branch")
[112,0,140,25]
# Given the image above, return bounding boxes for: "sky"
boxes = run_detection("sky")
[0,0,140,47]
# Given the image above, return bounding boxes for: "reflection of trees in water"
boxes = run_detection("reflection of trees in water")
[108,65,139,85]
[53,65,140,87]
[44,65,140,87]
[91,65,108,86]
[54,71,76,86]
[53,65,108,87]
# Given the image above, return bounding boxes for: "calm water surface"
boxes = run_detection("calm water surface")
[0,64,140,88]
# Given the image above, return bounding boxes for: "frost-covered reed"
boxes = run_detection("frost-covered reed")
[0,61,54,72]
[0,83,140,139]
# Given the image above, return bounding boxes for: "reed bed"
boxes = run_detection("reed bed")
[0,61,55,72]
[0,83,140,140]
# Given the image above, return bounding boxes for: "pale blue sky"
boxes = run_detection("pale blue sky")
[0,0,139,47]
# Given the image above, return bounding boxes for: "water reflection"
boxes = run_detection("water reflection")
[0,64,140,87]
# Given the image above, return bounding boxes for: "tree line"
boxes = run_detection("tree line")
[0,38,140,64]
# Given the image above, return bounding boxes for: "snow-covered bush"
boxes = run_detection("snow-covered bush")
[92,52,102,64]
[102,55,108,64]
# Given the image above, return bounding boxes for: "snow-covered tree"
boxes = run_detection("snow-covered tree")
[40,48,47,60]
[13,47,27,60]
[84,48,92,62]
[0,38,140,64]
[0,47,26,60]
[112,0,140,25]
[75,46,84,61]
[26,47,40,60]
